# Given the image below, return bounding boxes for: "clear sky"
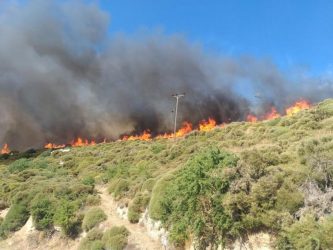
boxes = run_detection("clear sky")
[101,0,333,75]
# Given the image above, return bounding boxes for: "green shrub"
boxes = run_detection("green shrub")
[276,185,304,214]
[278,214,320,249]
[82,176,95,187]
[8,158,31,173]
[128,193,150,223]
[31,196,55,230]
[278,214,333,250]
[0,202,29,237]
[85,194,101,206]
[141,178,156,192]
[149,175,175,220]
[53,200,81,237]
[79,228,104,250]
[102,226,130,250]
[319,216,333,249]
[82,207,107,231]
[108,179,129,199]
[158,148,239,248]
[151,143,166,154]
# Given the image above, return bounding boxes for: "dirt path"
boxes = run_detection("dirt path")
[96,186,164,250]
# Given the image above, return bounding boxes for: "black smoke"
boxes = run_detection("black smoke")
[0,0,332,150]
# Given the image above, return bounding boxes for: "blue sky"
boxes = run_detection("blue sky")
[101,0,333,75]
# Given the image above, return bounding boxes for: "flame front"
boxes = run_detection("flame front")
[42,99,312,149]
[71,137,96,147]
[44,143,66,149]
[155,121,194,139]
[264,107,281,120]
[176,121,193,137]
[1,143,10,154]
[286,100,311,116]
[122,130,152,141]
[44,137,96,149]
[246,114,258,123]
[199,118,217,131]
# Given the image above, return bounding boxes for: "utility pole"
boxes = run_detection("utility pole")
[172,93,185,137]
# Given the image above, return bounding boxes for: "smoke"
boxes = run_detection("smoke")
[0,0,332,150]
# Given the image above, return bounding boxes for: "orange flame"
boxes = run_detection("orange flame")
[71,137,96,147]
[199,118,217,131]
[41,100,313,149]
[155,132,173,139]
[44,137,97,149]
[286,99,311,116]
[264,107,281,120]
[1,143,10,154]
[122,130,152,141]
[246,114,258,123]
[176,121,193,137]
[44,143,66,149]
[155,121,194,139]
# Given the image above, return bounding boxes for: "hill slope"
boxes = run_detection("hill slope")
[0,99,333,249]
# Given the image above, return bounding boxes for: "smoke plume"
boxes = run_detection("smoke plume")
[0,0,332,150]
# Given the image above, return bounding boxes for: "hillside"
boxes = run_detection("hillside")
[0,99,333,250]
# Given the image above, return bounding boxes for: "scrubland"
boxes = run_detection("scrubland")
[0,99,333,250]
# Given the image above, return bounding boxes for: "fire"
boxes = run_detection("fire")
[246,114,258,123]
[175,121,193,137]
[286,99,311,116]
[155,121,194,139]
[44,143,66,149]
[41,99,313,149]
[155,133,173,139]
[122,130,151,141]
[1,143,10,154]
[71,137,96,147]
[199,118,217,131]
[264,107,281,120]
[44,137,97,149]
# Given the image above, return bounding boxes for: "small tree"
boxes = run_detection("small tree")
[53,200,81,237]
[31,196,54,230]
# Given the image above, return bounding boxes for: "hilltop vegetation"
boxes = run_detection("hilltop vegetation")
[0,99,333,249]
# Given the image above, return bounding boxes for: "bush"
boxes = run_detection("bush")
[128,193,150,223]
[79,228,104,250]
[0,200,8,210]
[278,214,333,250]
[85,194,101,206]
[278,214,320,249]
[31,196,55,230]
[151,143,166,154]
[108,179,129,199]
[319,216,333,249]
[82,207,107,231]
[276,185,304,214]
[158,148,239,248]
[7,158,31,173]
[141,178,156,192]
[149,175,175,220]
[53,200,81,237]
[0,203,29,238]
[82,176,95,187]
[102,226,130,250]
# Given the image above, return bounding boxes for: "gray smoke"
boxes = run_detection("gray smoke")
[0,0,332,150]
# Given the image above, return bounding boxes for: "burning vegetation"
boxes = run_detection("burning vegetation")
[0,144,10,155]
[23,99,311,150]
[0,0,329,152]
[0,99,312,153]
[0,99,313,153]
